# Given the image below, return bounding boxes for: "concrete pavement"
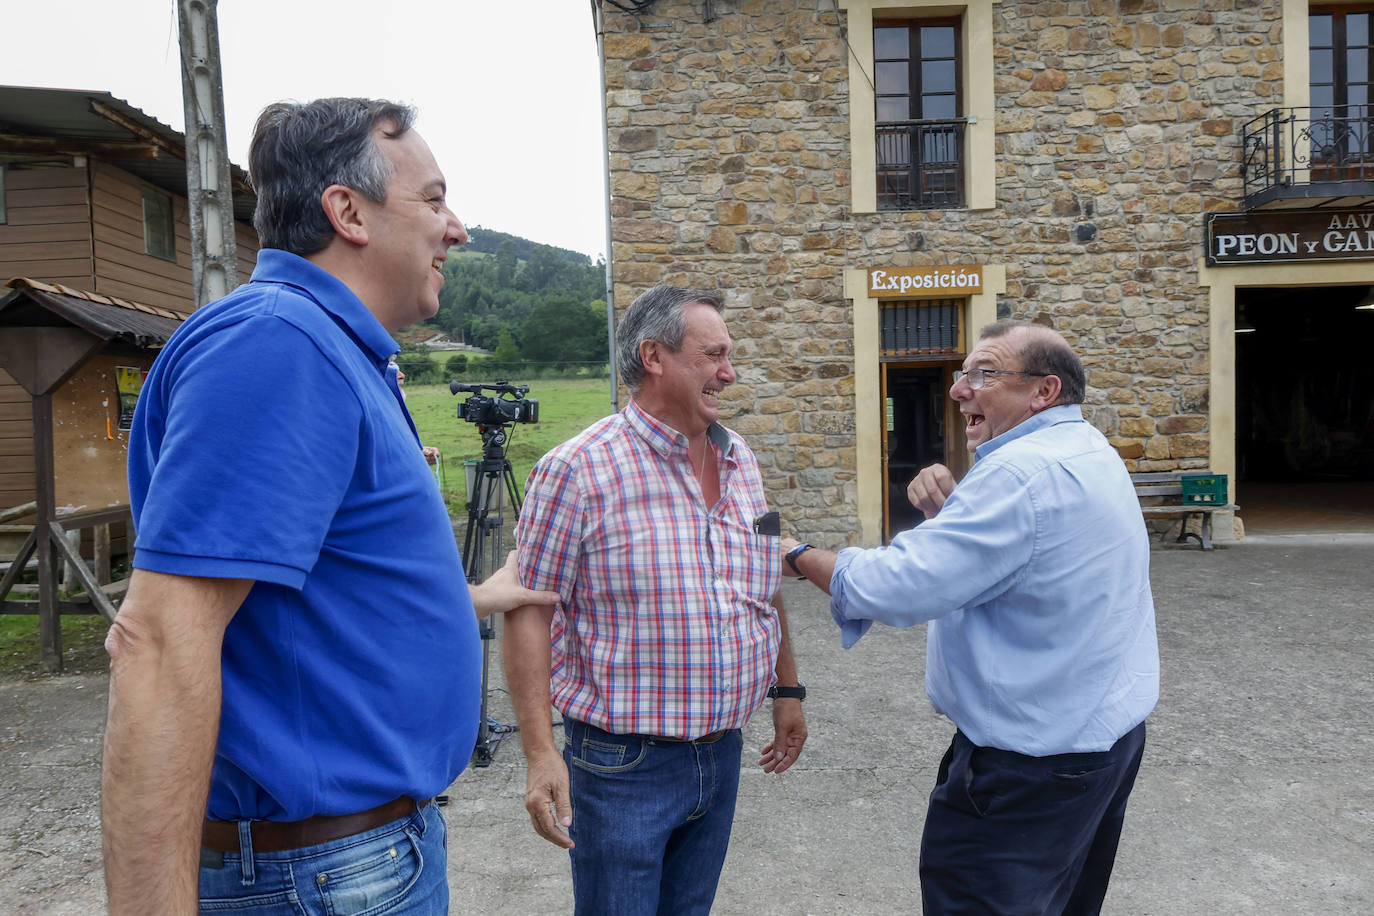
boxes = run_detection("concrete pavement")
[2,533,1372,914]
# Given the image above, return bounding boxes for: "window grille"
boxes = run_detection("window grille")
[881,299,961,356]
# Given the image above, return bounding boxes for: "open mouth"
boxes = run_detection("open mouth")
[432,256,446,272]
[701,388,720,404]
[965,414,985,432]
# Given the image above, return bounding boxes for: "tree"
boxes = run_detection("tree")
[395,348,442,384]
[488,329,524,376]
[520,296,605,370]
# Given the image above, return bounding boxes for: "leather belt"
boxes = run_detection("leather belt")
[202,796,431,854]
[650,729,730,745]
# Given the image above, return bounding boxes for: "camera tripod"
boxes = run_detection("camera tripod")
[462,420,525,767]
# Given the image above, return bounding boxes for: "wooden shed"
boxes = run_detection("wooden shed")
[1,85,259,668]
[0,278,183,667]
[1,84,259,513]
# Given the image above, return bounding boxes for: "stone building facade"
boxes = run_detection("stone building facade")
[598,0,1374,547]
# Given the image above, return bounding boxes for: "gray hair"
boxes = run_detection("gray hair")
[979,320,1086,406]
[616,285,724,392]
[249,97,417,256]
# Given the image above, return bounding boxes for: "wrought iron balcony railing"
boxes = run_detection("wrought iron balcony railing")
[876,118,966,211]
[1242,106,1374,209]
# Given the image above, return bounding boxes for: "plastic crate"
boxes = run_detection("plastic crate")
[1181,473,1228,505]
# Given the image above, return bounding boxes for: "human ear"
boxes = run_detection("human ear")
[640,339,665,377]
[320,184,369,246]
[1032,374,1062,410]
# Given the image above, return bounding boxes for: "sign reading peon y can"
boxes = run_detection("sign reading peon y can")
[867,265,983,298]
[1206,209,1374,265]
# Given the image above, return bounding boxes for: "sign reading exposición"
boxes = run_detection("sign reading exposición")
[867,265,983,298]
[1206,209,1374,265]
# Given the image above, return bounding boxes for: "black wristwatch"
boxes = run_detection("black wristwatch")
[785,542,812,579]
[768,682,807,701]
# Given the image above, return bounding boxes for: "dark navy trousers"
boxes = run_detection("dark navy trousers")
[918,721,1147,915]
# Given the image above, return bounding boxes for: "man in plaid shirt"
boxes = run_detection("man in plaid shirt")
[505,284,807,916]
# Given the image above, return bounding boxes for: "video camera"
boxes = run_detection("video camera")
[450,380,539,426]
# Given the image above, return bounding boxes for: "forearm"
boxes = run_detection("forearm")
[501,604,557,757]
[792,546,839,596]
[771,591,800,685]
[101,572,249,914]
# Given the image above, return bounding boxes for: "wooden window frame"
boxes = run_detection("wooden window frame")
[1309,6,1374,169]
[874,17,966,211]
[141,187,176,261]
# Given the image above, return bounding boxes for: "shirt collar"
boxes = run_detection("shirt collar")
[974,403,1084,460]
[624,398,734,460]
[249,249,400,367]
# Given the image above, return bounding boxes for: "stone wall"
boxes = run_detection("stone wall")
[601,0,1280,544]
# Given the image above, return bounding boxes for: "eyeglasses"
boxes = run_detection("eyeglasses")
[952,368,1049,390]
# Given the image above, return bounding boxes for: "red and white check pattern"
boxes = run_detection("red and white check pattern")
[516,400,782,739]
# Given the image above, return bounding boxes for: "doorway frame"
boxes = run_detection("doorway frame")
[1198,259,1374,531]
[881,360,964,541]
[845,264,1004,546]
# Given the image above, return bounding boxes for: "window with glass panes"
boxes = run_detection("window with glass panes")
[142,187,175,260]
[874,18,964,210]
[1310,8,1374,169]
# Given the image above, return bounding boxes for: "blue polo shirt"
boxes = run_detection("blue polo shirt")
[129,249,481,821]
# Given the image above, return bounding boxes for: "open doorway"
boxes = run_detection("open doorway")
[882,363,962,540]
[1235,284,1374,531]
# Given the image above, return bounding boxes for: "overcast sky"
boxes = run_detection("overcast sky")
[2,0,609,260]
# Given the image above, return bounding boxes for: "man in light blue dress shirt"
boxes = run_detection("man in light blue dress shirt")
[783,321,1159,915]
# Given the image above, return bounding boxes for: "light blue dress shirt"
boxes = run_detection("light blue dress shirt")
[830,405,1159,755]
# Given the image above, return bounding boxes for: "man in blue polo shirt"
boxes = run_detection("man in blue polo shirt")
[101,98,556,915]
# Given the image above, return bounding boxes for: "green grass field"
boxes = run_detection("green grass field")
[0,377,615,675]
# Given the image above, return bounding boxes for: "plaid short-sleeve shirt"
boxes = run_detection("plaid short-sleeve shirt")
[515,400,782,739]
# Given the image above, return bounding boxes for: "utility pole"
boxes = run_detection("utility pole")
[177,0,238,308]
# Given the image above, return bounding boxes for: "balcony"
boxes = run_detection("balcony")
[1242,106,1374,210]
[876,118,966,211]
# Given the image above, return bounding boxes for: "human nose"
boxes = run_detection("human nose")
[949,372,972,400]
[445,209,468,248]
[719,357,736,384]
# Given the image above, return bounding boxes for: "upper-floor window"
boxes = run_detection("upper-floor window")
[874,17,965,210]
[1309,8,1374,172]
[142,187,175,260]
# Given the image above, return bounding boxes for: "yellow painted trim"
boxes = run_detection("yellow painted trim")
[1282,0,1308,110]
[1198,260,1374,535]
[845,268,884,544]
[846,263,1005,546]
[968,262,1002,338]
[838,0,995,214]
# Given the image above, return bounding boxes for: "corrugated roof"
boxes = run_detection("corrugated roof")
[0,84,256,223]
[0,278,184,348]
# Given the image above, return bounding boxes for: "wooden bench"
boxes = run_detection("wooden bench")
[1130,471,1239,550]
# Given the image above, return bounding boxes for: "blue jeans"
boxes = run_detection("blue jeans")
[919,721,1148,915]
[197,800,447,915]
[563,718,743,916]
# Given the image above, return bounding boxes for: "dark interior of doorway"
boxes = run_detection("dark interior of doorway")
[885,366,946,538]
[1236,285,1373,482]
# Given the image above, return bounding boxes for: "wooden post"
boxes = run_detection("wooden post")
[95,522,111,585]
[33,394,62,672]
[60,528,81,593]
